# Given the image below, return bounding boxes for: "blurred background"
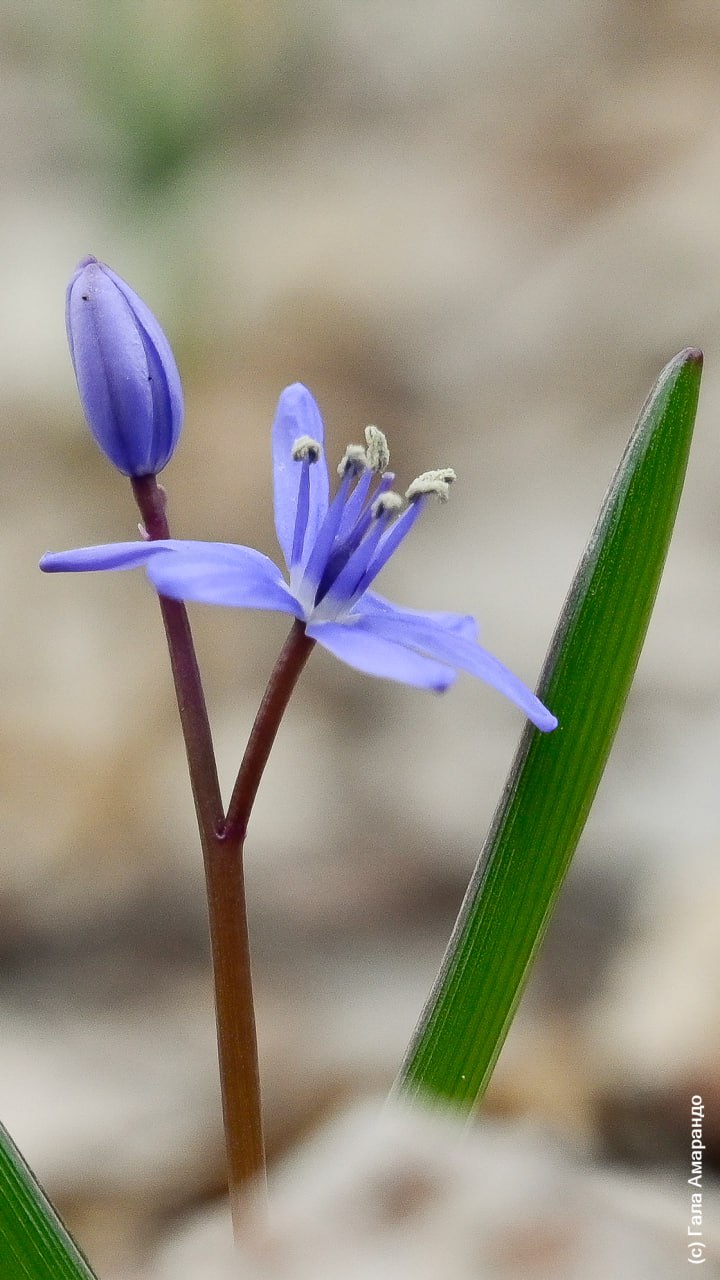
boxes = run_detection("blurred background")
[0,1,719,1276]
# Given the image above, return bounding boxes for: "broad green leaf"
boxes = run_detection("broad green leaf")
[398,349,702,1106]
[0,1123,98,1279]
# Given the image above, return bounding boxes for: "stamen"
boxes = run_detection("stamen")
[364,425,390,473]
[405,468,457,503]
[290,457,311,569]
[317,504,393,613]
[292,435,322,462]
[337,468,373,538]
[337,444,368,477]
[300,468,354,596]
[371,491,403,517]
[333,473,396,569]
[337,470,395,541]
[348,499,424,603]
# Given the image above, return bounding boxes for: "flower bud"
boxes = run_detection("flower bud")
[65,256,183,476]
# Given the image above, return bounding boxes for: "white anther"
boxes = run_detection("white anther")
[337,444,368,476]
[405,468,457,503]
[292,435,322,462]
[364,425,390,473]
[371,490,403,517]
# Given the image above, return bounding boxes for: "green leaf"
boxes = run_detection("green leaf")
[397,348,702,1106]
[0,1122,98,1279]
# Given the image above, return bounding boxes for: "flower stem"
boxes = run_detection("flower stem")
[223,620,316,846]
[131,475,267,1234]
[202,830,265,1227]
[131,476,223,835]
[131,480,315,1233]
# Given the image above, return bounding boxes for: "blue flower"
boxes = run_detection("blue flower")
[66,256,183,476]
[41,383,557,731]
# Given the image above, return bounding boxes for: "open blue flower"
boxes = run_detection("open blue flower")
[41,383,557,731]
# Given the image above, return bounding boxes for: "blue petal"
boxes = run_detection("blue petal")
[40,540,181,572]
[145,542,301,614]
[352,612,557,731]
[107,270,183,474]
[272,384,329,571]
[307,620,457,691]
[357,592,479,641]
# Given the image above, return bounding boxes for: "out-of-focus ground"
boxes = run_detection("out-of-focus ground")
[0,1,718,1275]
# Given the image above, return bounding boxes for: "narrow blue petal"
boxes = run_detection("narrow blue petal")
[357,592,479,641]
[353,612,557,731]
[40,540,181,572]
[145,543,301,614]
[101,264,183,472]
[307,620,457,691]
[272,384,329,570]
[68,270,151,474]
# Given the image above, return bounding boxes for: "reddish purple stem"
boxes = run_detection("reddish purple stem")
[131,476,313,1235]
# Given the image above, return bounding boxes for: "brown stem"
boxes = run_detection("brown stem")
[223,619,316,845]
[131,476,223,836]
[213,618,315,1228]
[202,829,265,1225]
[131,475,265,1235]
[132,481,315,1234]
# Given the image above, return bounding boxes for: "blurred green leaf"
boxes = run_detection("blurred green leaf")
[0,1123,98,1279]
[398,348,702,1106]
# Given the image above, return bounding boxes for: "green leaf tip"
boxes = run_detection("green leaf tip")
[396,348,702,1109]
[672,346,702,365]
[0,1123,98,1280]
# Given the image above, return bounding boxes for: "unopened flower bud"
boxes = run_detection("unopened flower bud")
[65,256,184,476]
